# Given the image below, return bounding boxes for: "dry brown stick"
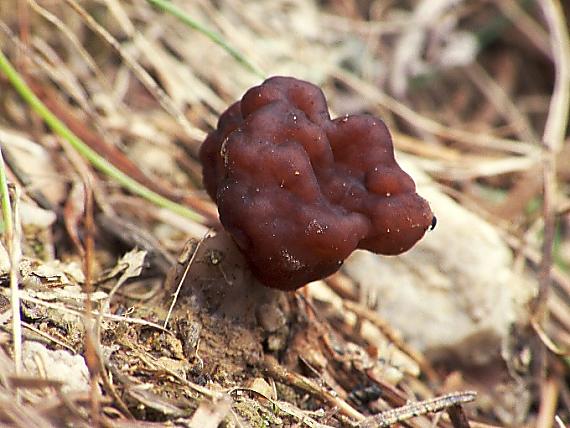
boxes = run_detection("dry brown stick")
[59,140,139,422]
[364,371,409,409]
[84,160,100,428]
[356,391,477,428]
[98,361,134,420]
[262,355,365,422]
[467,422,505,428]
[533,143,557,321]
[61,138,102,426]
[536,358,565,428]
[447,404,472,428]
[531,318,568,356]
[536,375,560,428]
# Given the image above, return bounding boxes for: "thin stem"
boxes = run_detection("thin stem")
[534,0,570,318]
[0,147,22,395]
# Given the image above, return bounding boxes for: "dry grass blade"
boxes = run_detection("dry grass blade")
[531,319,568,356]
[536,376,561,428]
[26,0,109,90]
[0,149,23,394]
[17,293,174,336]
[0,396,59,428]
[533,0,570,318]
[465,62,538,143]
[540,0,570,151]
[495,1,551,59]
[20,322,76,354]
[262,355,365,422]
[333,68,539,156]
[163,230,210,328]
[62,0,205,142]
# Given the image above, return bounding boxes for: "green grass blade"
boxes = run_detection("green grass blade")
[146,0,266,79]
[0,49,206,224]
[0,148,12,235]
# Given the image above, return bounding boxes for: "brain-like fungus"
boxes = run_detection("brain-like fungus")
[200,76,435,290]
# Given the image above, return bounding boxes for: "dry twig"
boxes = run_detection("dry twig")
[357,391,477,428]
[263,355,365,422]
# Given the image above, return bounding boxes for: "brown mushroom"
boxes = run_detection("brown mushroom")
[200,76,435,290]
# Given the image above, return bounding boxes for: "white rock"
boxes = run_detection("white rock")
[22,341,91,394]
[343,159,534,365]
[19,202,57,229]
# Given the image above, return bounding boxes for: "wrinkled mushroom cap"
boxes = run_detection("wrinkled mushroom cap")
[200,76,434,290]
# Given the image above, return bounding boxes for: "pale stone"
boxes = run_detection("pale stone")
[343,160,534,365]
[22,341,91,394]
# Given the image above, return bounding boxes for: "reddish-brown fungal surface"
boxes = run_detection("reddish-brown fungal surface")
[200,76,435,290]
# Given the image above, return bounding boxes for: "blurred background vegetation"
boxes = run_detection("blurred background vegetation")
[0,0,568,427]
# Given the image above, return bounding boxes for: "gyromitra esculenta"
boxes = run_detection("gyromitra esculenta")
[200,76,435,291]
